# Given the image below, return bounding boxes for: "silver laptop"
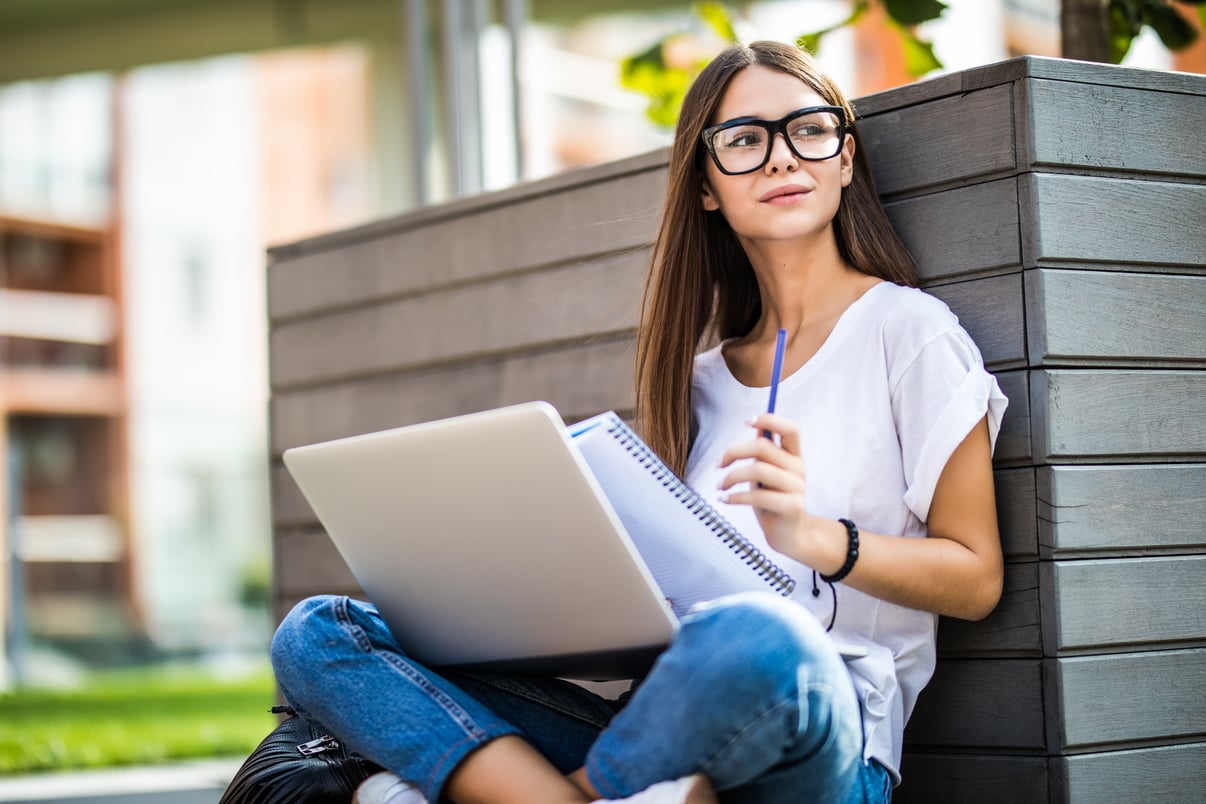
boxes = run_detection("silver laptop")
[282,401,678,680]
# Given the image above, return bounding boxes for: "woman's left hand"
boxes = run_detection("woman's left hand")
[716,413,826,564]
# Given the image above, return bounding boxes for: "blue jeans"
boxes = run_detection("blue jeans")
[271,592,887,804]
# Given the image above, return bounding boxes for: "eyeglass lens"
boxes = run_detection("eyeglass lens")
[709,109,843,174]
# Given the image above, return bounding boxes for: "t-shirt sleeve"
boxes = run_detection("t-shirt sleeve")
[891,328,1008,523]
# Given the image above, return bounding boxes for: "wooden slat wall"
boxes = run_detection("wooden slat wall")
[878,59,1206,804]
[267,57,1206,803]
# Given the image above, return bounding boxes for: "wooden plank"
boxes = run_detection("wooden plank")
[1049,648,1206,750]
[270,249,646,389]
[496,338,636,417]
[1056,742,1206,804]
[267,147,668,262]
[896,753,1048,804]
[859,84,1016,197]
[927,272,1026,370]
[1030,370,1206,462]
[993,370,1030,465]
[996,467,1037,560]
[1020,174,1206,269]
[855,58,1027,117]
[855,55,1206,119]
[271,463,313,528]
[1042,556,1206,653]
[1015,54,1206,95]
[273,527,361,599]
[270,337,635,455]
[905,659,1046,749]
[1037,464,1206,557]
[938,560,1040,657]
[270,360,506,457]
[885,179,1021,283]
[1025,79,1206,178]
[1026,269,1206,367]
[267,167,663,321]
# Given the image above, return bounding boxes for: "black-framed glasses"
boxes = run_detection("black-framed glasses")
[701,105,847,175]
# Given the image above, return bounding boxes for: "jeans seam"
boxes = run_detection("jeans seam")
[426,732,488,798]
[332,596,491,742]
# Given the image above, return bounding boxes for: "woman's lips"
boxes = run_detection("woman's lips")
[760,184,811,204]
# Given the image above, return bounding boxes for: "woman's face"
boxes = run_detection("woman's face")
[700,65,854,246]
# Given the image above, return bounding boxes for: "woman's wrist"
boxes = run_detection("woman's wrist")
[800,515,850,577]
[820,519,860,583]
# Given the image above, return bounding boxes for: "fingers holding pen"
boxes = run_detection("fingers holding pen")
[750,412,802,455]
[716,416,806,498]
[719,413,803,465]
[717,463,804,507]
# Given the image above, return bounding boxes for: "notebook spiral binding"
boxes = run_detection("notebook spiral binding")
[606,417,797,596]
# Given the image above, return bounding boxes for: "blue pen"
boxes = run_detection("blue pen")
[762,328,787,440]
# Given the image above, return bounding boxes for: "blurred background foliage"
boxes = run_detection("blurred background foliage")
[621,0,1204,125]
[1109,0,1205,62]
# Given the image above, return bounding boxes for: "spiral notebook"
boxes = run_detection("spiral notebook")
[571,411,796,617]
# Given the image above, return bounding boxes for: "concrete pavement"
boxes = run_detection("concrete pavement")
[0,758,243,804]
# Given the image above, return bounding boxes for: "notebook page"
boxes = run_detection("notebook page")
[572,412,795,618]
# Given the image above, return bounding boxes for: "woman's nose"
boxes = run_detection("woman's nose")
[766,131,798,173]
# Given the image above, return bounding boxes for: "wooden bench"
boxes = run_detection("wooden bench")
[266,56,1206,803]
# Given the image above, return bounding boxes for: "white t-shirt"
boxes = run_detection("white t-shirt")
[685,281,1008,784]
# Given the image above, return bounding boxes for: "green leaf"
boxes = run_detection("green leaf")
[1143,1,1200,49]
[797,32,825,55]
[619,38,697,128]
[693,1,740,43]
[647,90,688,128]
[796,2,869,57]
[883,0,948,26]
[1114,0,1143,27]
[620,40,667,87]
[894,23,943,75]
[1108,0,1142,62]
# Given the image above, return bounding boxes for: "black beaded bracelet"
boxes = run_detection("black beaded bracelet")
[820,518,859,584]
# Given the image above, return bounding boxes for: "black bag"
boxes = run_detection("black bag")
[219,706,382,804]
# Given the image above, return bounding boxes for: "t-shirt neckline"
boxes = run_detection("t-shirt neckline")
[715,280,889,392]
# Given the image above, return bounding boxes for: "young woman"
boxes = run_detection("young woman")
[271,40,1007,804]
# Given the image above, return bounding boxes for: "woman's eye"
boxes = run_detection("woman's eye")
[790,123,825,138]
[722,128,765,149]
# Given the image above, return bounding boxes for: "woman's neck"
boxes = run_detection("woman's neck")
[740,234,869,341]
[720,231,881,387]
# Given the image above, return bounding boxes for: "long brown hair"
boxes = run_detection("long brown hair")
[634,40,918,476]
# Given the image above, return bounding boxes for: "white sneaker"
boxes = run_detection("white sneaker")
[352,771,428,804]
[594,774,716,804]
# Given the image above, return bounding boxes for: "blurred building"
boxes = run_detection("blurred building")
[0,0,1201,686]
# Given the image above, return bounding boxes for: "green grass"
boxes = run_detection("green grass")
[0,665,278,775]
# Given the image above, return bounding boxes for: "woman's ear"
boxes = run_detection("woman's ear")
[701,180,721,212]
[840,133,855,188]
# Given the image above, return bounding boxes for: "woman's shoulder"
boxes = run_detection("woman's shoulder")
[863,282,963,342]
[866,281,956,322]
[858,282,985,374]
